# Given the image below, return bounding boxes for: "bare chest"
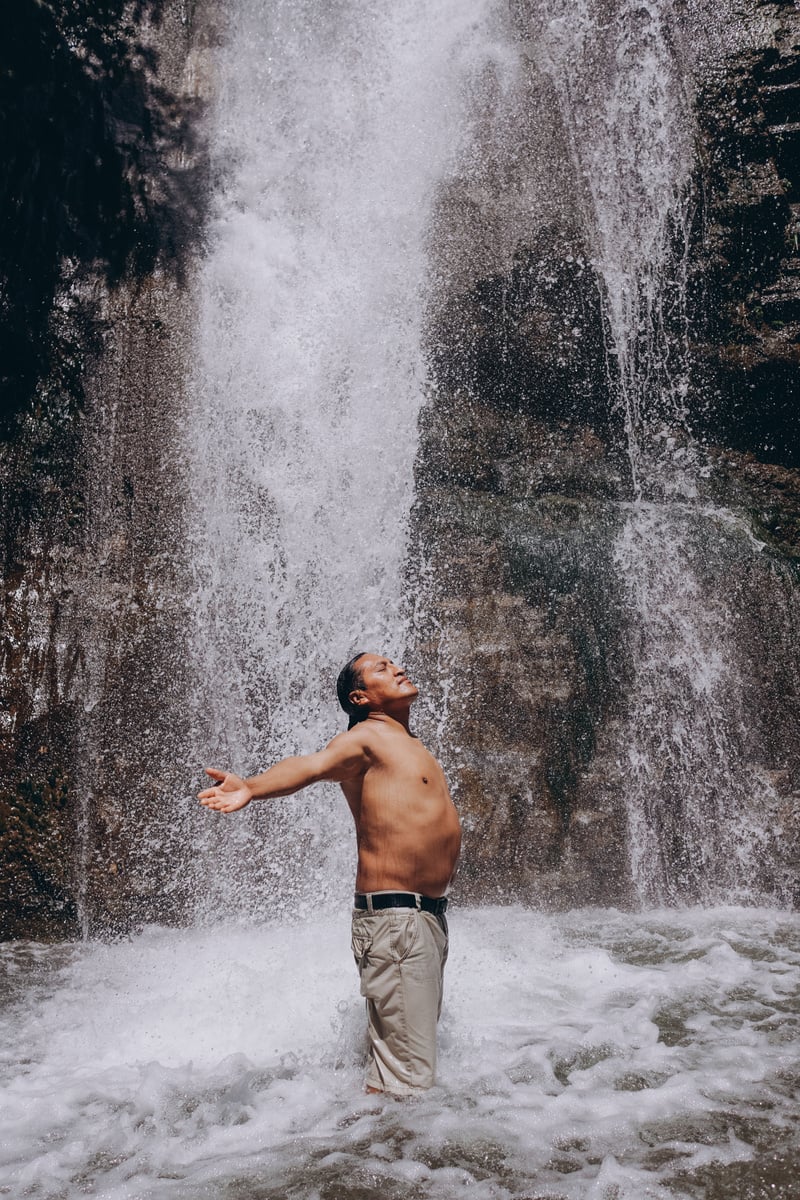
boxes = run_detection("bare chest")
[373,736,447,791]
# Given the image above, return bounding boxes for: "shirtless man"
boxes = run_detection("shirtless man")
[198,652,462,1096]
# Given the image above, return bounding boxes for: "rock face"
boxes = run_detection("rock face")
[0,1,211,938]
[691,7,800,478]
[407,234,633,905]
[407,0,800,908]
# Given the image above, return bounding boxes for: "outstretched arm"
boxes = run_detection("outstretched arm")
[198,731,369,813]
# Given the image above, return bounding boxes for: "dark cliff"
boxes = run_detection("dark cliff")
[0,0,210,938]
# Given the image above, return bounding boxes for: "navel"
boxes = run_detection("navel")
[422,776,428,784]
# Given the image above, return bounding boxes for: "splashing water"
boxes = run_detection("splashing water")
[182,0,511,916]
[2,907,799,1198]
[535,0,786,902]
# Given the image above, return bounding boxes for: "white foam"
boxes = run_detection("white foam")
[2,907,798,1198]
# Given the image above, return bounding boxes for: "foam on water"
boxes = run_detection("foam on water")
[2,907,799,1199]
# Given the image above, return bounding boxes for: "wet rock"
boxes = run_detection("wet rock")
[409,2,800,907]
[0,0,213,940]
[689,11,800,469]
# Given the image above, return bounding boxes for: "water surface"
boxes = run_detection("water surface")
[2,906,798,1198]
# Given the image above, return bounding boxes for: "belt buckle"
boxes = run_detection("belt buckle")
[414,893,422,910]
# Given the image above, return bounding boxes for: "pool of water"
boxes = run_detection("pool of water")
[1,906,798,1199]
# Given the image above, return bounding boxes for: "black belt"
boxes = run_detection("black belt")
[354,892,448,916]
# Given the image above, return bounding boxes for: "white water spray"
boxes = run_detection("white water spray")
[2,908,798,1198]
[540,0,694,495]
[182,0,510,914]
[537,0,784,902]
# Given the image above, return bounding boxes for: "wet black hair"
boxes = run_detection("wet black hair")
[336,652,369,730]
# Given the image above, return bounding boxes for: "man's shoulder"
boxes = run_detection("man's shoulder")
[326,720,396,760]
[329,723,370,741]
[326,724,378,755]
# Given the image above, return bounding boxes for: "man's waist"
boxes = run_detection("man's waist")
[354,891,448,916]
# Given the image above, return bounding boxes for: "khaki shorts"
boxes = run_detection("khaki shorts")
[351,905,449,1095]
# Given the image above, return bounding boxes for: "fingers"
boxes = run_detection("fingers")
[199,795,231,812]
[199,768,227,803]
[198,768,245,814]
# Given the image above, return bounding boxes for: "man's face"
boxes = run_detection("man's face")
[351,653,418,713]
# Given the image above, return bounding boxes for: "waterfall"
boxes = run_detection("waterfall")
[611,503,786,903]
[3,7,800,1189]
[4,0,793,936]
[539,0,787,903]
[540,0,695,497]
[182,0,510,916]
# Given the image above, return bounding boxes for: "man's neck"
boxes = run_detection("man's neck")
[366,708,412,733]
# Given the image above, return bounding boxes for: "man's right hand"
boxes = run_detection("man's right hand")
[198,768,253,813]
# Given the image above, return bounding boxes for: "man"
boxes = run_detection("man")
[198,652,462,1096]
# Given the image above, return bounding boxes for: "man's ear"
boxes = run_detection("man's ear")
[349,689,369,709]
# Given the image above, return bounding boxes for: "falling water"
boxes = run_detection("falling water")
[611,503,787,903]
[539,0,786,903]
[540,0,695,497]
[182,0,512,914]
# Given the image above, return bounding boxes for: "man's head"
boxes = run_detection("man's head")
[337,653,369,730]
[336,652,418,728]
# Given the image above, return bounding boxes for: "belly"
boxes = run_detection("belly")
[355,797,462,896]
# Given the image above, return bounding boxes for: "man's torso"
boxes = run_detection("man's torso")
[341,721,461,896]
